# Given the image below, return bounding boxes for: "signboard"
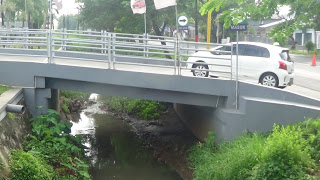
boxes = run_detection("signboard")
[178,16,188,30]
[230,24,247,31]
[229,18,247,31]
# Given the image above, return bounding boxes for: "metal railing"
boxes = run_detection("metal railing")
[0,28,233,78]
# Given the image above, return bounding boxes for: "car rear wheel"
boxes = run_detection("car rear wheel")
[193,64,209,77]
[260,73,279,87]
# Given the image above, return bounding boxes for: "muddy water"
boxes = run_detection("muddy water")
[70,95,181,180]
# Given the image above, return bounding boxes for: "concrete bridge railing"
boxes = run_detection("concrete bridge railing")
[0,28,233,79]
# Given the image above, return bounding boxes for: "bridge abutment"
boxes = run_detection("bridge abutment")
[23,88,51,116]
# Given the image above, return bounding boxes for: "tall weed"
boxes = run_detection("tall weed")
[252,125,314,180]
[189,133,265,180]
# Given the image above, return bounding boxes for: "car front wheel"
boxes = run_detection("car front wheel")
[260,73,279,87]
[193,64,209,77]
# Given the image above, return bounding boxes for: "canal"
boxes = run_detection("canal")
[70,94,181,180]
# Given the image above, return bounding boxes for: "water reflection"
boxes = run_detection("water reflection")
[71,96,180,180]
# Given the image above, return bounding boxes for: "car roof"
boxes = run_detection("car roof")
[233,41,289,52]
[210,41,289,53]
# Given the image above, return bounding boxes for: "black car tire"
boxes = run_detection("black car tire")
[192,64,209,77]
[259,73,279,87]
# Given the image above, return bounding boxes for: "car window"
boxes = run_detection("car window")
[260,47,270,58]
[280,50,291,61]
[244,45,270,58]
[211,46,231,55]
[232,44,246,55]
[245,45,257,56]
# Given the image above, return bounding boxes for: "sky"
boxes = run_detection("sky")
[59,0,80,16]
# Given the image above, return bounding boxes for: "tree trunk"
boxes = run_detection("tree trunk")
[150,18,172,59]
[289,34,297,50]
[5,10,9,29]
[1,0,4,26]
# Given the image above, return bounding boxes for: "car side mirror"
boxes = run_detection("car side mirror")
[211,51,220,55]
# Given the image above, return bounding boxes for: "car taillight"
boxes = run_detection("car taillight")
[279,61,287,70]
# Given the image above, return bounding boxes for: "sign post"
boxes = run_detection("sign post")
[229,18,247,109]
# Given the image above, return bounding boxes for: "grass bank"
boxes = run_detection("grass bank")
[290,49,320,56]
[0,85,11,95]
[189,118,320,180]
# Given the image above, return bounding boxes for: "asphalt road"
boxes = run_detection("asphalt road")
[283,54,320,99]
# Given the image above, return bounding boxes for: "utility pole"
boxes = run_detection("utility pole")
[195,0,198,42]
[206,0,212,49]
[25,0,27,28]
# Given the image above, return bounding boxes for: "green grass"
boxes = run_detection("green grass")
[189,118,320,180]
[0,85,11,95]
[290,49,319,56]
[189,133,266,180]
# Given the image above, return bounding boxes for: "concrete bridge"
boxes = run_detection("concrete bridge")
[0,29,320,141]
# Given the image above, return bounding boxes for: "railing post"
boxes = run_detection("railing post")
[112,33,116,69]
[174,37,177,75]
[108,32,112,69]
[178,38,182,75]
[231,44,233,80]
[47,30,51,63]
[101,30,105,54]
[143,33,148,57]
[62,28,66,51]
[23,29,28,49]
[51,30,55,63]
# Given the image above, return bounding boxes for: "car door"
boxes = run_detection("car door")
[239,45,269,81]
[232,44,247,79]
[209,45,232,77]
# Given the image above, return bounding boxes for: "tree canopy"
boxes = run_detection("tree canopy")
[76,0,207,36]
[0,0,48,29]
[200,0,320,44]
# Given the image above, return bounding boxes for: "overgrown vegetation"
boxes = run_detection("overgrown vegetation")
[9,150,54,180]
[0,85,11,95]
[99,96,169,120]
[189,118,320,180]
[9,110,91,180]
[60,90,90,114]
[60,90,90,101]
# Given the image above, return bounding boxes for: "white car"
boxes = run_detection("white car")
[186,41,294,88]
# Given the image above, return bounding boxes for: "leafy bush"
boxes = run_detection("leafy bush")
[252,125,314,180]
[60,91,88,114]
[297,118,320,162]
[188,132,266,180]
[305,40,315,53]
[61,104,70,114]
[9,150,54,180]
[101,96,168,120]
[23,110,91,179]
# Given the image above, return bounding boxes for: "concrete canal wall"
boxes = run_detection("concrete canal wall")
[0,89,31,178]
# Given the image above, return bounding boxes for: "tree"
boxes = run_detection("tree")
[0,0,15,28]
[4,0,48,29]
[200,0,320,48]
[57,15,79,30]
[76,0,202,36]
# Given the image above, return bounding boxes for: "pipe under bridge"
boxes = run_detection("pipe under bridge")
[0,29,319,141]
